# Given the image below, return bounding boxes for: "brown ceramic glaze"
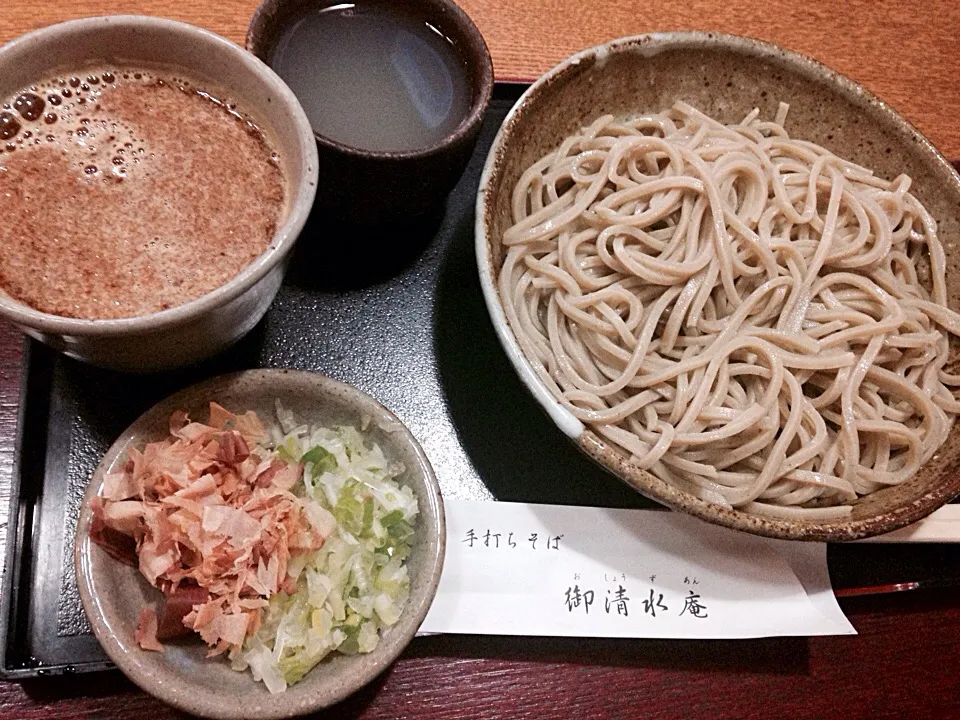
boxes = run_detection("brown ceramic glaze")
[247,0,493,225]
[477,32,960,542]
[75,369,445,719]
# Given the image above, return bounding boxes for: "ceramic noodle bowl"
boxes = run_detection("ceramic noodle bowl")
[476,32,960,541]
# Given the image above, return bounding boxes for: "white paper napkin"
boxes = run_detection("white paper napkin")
[421,500,855,639]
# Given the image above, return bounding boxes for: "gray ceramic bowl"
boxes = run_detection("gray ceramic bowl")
[246,0,493,225]
[476,32,960,542]
[0,17,319,372]
[75,369,445,719]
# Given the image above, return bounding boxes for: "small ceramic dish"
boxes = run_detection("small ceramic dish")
[476,32,960,541]
[0,16,319,372]
[75,369,445,719]
[247,0,493,224]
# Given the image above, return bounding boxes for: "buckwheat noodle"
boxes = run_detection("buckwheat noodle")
[499,101,960,520]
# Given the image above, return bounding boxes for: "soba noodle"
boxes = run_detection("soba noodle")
[499,101,960,520]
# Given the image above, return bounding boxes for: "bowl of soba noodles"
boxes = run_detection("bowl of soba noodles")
[475,31,960,541]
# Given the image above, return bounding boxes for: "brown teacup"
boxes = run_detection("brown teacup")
[247,0,493,225]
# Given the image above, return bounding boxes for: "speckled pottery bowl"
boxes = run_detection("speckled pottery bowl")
[476,32,960,541]
[75,369,445,719]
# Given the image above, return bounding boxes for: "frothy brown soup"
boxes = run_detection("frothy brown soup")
[0,68,286,320]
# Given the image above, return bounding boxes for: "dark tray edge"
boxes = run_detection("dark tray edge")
[0,338,29,680]
[0,340,116,679]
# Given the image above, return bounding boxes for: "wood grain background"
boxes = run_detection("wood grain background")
[0,0,959,717]
[0,590,958,719]
[0,0,958,157]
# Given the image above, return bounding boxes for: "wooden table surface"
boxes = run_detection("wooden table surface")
[1,1,960,718]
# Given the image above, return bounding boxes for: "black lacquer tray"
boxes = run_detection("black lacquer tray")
[1,83,957,679]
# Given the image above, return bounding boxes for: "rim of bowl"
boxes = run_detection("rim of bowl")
[0,15,319,337]
[475,30,960,541]
[245,0,494,161]
[75,368,446,718]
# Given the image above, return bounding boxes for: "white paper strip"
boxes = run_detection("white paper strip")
[421,500,855,639]
[857,504,960,543]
